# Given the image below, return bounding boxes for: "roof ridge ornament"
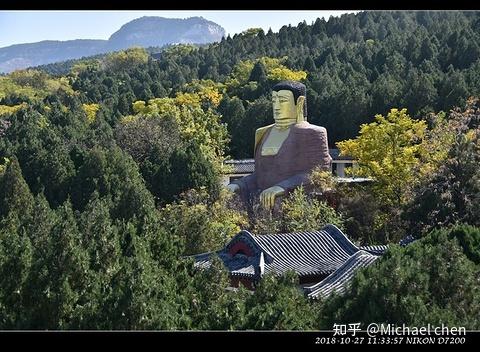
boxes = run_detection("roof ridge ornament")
[259,252,265,276]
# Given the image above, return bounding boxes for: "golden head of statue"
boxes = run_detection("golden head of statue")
[227,80,332,209]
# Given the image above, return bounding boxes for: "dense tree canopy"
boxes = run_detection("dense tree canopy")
[320,225,480,329]
[405,98,480,235]
[33,11,480,158]
[0,11,479,330]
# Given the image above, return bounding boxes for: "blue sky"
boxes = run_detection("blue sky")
[0,11,357,48]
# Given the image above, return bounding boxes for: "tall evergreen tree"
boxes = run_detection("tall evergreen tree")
[0,158,34,220]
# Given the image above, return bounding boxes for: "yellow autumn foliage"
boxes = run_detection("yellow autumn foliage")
[82,103,100,124]
[337,108,427,207]
[226,56,307,89]
[0,103,27,116]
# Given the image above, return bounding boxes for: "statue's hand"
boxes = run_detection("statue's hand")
[260,186,285,210]
[226,183,240,193]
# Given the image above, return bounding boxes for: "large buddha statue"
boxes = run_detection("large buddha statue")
[227,81,332,209]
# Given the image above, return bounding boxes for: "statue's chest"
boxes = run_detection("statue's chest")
[261,128,291,156]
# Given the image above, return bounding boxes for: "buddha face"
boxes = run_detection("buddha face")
[272,89,297,129]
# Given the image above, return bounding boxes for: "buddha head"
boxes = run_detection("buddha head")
[272,81,307,129]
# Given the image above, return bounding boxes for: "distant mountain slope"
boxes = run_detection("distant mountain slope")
[0,16,225,73]
[0,40,107,74]
[107,16,225,51]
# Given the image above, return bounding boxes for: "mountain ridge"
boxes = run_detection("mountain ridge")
[0,16,225,73]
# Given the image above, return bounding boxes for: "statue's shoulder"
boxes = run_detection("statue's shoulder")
[254,124,274,153]
[292,121,327,136]
[255,124,274,136]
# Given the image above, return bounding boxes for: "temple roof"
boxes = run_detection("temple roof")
[192,225,374,279]
[224,159,255,174]
[254,225,359,277]
[359,245,388,255]
[304,250,380,299]
[192,226,419,300]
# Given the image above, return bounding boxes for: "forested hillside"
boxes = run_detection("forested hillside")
[38,10,480,157]
[0,11,479,329]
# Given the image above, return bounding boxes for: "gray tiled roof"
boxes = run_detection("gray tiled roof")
[224,159,255,174]
[359,245,389,255]
[193,225,371,279]
[254,225,359,277]
[192,224,393,299]
[304,239,418,299]
[192,224,423,301]
[304,250,381,299]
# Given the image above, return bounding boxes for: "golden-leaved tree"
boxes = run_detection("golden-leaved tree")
[126,81,228,166]
[336,107,463,242]
[102,47,149,71]
[225,56,307,93]
[337,108,427,208]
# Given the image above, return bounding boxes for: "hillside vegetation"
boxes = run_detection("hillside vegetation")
[0,11,479,329]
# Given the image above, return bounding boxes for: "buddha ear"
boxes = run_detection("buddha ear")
[296,96,305,123]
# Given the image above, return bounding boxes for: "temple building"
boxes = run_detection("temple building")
[192,224,390,299]
[222,159,255,186]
